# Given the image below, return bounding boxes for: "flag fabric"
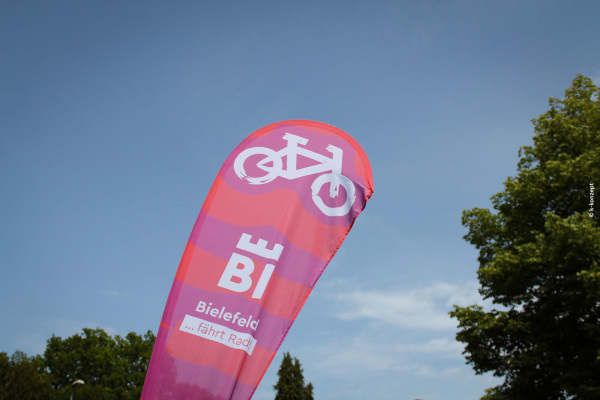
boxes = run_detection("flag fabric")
[142,120,374,400]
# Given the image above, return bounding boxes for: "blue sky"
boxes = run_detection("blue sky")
[1,1,599,399]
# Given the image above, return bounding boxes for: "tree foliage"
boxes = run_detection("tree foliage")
[274,352,314,400]
[451,75,600,399]
[0,328,155,400]
[0,351,52,400]
[44,328,155,400]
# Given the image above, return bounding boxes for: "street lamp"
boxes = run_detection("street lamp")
[70,379,85,400]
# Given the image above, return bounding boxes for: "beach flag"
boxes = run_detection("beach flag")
[142,120,373,399]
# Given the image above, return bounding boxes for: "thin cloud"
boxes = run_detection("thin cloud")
[15,319,116,356]
[299,334,474,383]
[395,337,465,359]
[305,336,405,377]
[331,281,484,331]
[100,289,128,297]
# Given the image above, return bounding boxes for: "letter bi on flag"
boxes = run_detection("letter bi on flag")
[142,120,374,400]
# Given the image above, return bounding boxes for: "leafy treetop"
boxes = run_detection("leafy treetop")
[451,75,600,399]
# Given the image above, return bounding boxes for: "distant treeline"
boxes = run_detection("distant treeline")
[0,328,154,400]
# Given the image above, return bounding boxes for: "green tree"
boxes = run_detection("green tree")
[43,328,155,400]
[450,74,600,399]
[274,352,314,400]
[304,382,314,400]
[0,350,52,400]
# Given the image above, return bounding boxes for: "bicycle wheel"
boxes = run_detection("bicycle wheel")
[311,173,356,216]
[234,147,282,185]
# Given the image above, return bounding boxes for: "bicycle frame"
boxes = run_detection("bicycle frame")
[234,132,356,216]
[256,133,343,180]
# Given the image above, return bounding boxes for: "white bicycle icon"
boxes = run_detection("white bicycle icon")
[234,133,356,217]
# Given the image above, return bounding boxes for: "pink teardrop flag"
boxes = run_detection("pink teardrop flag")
[142,120,374,400]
